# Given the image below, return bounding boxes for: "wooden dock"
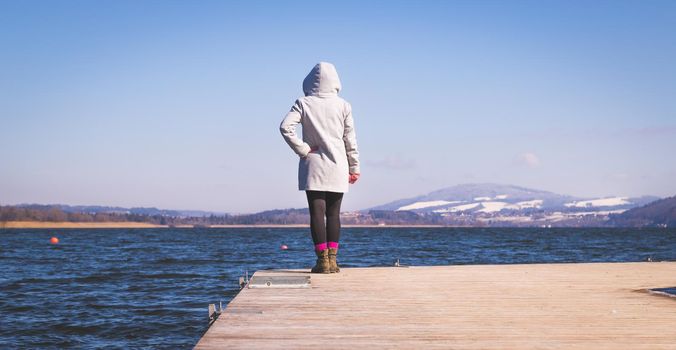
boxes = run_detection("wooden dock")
[195,262,676,349]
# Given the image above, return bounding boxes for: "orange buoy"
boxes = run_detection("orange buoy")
[280,244,288,250]
[50,237,59,244]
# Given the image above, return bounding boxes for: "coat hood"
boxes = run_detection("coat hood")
[302,62,342,97]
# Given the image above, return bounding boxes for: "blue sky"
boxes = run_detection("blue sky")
[1,0,675,212]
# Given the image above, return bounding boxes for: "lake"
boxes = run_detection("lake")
[1,227,675,348]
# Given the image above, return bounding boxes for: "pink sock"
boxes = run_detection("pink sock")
[314,242,327,252]
[328,241,339,249]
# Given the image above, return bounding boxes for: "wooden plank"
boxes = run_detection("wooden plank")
[195,262,676,349]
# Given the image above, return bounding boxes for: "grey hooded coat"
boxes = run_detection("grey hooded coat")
[280,62,360,193]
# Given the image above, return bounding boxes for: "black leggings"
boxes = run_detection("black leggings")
[306,190,343,245]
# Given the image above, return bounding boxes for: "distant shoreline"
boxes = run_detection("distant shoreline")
[0,221,164,229]
[0,221,446,229]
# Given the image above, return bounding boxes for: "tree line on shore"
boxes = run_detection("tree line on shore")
[0,205,310,225]
[0,205,445,226]
[0,205,174,224]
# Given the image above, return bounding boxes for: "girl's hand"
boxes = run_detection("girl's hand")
[302,146,320,159]
[349,173,360,184]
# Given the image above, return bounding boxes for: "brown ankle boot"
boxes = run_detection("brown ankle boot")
[328,248,340,273]
[311,249,330,273]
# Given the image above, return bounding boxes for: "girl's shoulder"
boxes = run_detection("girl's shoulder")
[298,95,350,107]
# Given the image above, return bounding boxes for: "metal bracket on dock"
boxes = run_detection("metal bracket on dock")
[208,301,224,325]
[248,275,311,289]
[394,258,409,267]
[238,270,250,289]
[394,258,400,267]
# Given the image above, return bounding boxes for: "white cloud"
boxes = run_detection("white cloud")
[514,152,540,168]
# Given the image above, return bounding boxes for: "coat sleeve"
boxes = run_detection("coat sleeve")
[280,99,312,157]
[343,102,360,174]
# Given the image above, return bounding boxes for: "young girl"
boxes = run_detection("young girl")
[279,62,360,274]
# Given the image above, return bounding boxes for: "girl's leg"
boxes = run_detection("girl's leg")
[325,191,344,247]
[306,190,327,251]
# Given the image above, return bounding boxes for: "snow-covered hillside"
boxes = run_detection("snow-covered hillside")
[372,184,659,224]
[399,197,544,214]
[397,200,459,211]
[564,197,630,208]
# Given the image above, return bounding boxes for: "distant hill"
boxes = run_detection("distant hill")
[370,183,575,211]
[365,183,660,227]
[370,183,657,214]
[611,196,676,227]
